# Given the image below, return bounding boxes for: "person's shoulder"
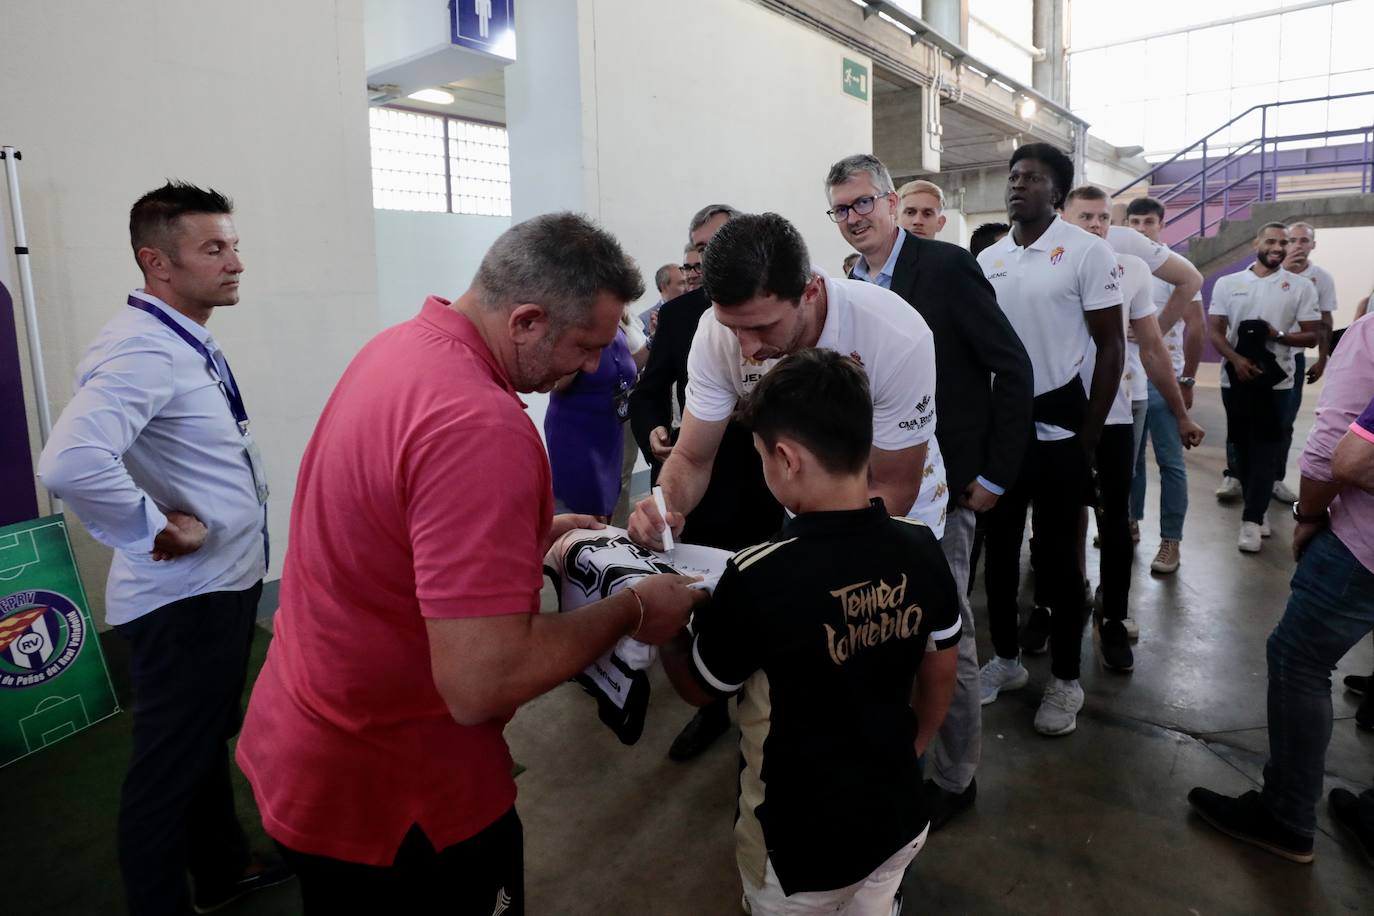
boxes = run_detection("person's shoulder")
[977,234,1016,267]
[660,288,710,323]
[727,536,803,580]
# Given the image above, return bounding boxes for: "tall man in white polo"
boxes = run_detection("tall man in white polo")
[1273,221,1338,503]
[975,143,1125,737]
[1064,186,1204,672]
[1209,222,1322,553]
[827,153,1033,827]
[38,182,288,916]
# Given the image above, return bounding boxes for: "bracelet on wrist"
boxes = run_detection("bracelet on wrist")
[1291,501,1329,525]
[625,586,646,639]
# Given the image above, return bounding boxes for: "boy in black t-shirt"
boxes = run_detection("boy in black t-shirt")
[661,348,960,915]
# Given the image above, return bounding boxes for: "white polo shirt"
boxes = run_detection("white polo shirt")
[978,216,1123,441]
[1210,266,1320,390]
[1108,225,1170,273]
[685,269,947,536]
[1151,277,1199,377]
[1082,253,1155,425]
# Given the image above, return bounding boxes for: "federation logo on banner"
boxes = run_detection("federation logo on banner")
[0,589,85,689]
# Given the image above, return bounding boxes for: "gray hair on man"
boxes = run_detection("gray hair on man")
[688,203,742,239]
[824,154,896,195]
[474,212,644,330]
[654,262,678,291]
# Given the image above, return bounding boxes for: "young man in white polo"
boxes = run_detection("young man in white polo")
[895,179,947,241]
[1209,222,1322,553]
[1125,196,1207,574]
[974,143,1124,736]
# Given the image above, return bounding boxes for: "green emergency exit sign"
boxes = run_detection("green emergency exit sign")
[843,58,869,102]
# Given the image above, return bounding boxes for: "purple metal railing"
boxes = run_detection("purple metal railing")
[1114,91,1374,251]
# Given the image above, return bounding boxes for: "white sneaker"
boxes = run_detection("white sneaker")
[1238,521,1263,553]
[1034,678,1084,736]
[979,655,1028,706]
[1122,612,1139,640]
[1260,513,1272,538]
[1216,476,1242,502]
[1272,480,1299,504]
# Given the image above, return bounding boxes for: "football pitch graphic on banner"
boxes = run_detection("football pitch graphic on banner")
[0,515,119,767]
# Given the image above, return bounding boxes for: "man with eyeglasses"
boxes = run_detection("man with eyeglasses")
[975,143,1125,738]
[681,243,705,292]
[628,204,783,763]
[824,153,1033,828]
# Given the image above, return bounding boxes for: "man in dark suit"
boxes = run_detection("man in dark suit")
[628,203,783,761]
[825,154,1034,828]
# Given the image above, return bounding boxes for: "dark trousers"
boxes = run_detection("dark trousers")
[1095,424,1136,622]
[277,810,525,915]
[1222,385,1287,524]
[985,437,1093,681]
[1277,352,1307,483]
[116,581,262,916]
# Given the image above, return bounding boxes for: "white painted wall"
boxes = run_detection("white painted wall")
[374,210,511,327]
[506,0,874,437]
[1305,225,1374,331]
[1,0,378,619]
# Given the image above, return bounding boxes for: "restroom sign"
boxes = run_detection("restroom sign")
[450,0,516,59]
[843,58,869,102]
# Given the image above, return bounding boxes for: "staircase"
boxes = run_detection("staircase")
[1114,90,1374,276]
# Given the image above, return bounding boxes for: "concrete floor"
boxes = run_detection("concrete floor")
[506,382,1374,915]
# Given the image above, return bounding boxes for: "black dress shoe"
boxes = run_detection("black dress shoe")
[1186,787,1313,863]
[668,702,730,762]
[924,778,976,831]
[1329,788,1374,865]
[1343,673,1373,696]
[1357,692,1374,733]
[193,857,296,914]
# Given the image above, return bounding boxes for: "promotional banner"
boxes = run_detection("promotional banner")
[0,515,119,767]
[0,173,40,526]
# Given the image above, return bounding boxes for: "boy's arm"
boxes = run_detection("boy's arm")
[913,646,957,757]
[661,630,714,707]
[661,564,761,707]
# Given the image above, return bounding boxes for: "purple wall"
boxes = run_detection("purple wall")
[0,278,39,525]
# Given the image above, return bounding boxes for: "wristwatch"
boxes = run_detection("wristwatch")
[1177,376,1196,387]
[1291,501,1328,524]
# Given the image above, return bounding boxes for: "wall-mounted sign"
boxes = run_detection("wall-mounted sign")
[843,58,869,102]
[451,0,516,60]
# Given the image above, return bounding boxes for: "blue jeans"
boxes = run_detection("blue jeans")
[1261,527,1374,836]
[1277,351,1306,483]
[1131,382,1188,541]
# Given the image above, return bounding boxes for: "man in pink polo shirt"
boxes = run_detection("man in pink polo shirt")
[236,213,704,914]
[1188,314,1374,865]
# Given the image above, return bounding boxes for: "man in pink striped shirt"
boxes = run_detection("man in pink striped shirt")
[1187,314,1374,865]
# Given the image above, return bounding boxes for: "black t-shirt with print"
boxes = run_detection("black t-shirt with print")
[688,499,961,895]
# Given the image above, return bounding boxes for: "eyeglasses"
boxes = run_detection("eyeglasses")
[680,262,703,274]
[827,194,884,223]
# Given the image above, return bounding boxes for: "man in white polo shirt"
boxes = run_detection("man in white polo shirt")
[896,179,948,241]
[1064,186,1204,672]
[1125,196,1207,575]
[1209,222,1322,553]
[1273,222,1338,503]
[627,212,946,550]
[975,143,1124,737]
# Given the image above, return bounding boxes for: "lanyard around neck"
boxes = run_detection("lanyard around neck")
[127,296,249,428]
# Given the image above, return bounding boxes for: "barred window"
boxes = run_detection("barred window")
[369,107,512,217]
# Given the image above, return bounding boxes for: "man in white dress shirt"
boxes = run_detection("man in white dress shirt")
[38,182,288,916]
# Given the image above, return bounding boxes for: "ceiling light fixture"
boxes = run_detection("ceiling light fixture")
[408,88,455,105]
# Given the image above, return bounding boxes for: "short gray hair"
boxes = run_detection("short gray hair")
[475,212,644,329]
[688,204,741,239]
[825,154,895,196]
[1287,221,1316,239]
[654,262,678,291]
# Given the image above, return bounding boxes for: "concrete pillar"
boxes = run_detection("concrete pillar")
[1032,0,1068,106]
[874,84,940,176]
[924,0,968,47]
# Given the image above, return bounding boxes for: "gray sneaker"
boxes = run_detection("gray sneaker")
[1034,678,1084,736]
[979,655,1028,706]
[1272,480,1299,504]
[1216,475,1242,502]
